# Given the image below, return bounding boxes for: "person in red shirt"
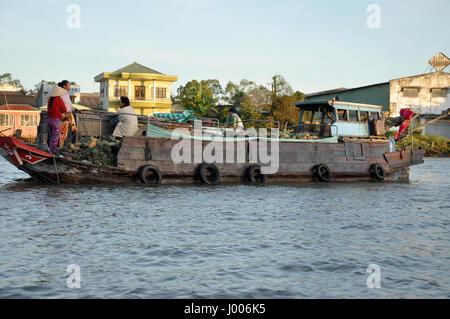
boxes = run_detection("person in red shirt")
[47,85,67,154]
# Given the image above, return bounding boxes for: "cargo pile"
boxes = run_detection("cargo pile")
[64,136,120,166]
[280,132,320,140]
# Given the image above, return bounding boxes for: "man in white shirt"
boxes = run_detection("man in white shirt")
[111,96,139,138]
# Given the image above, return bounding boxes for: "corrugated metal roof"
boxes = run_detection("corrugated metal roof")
[0,104,40,111]
[306,82,389,98]
[306,88,347,98]
[80,96,100,107]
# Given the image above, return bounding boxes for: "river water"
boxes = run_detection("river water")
[0,156,448,299]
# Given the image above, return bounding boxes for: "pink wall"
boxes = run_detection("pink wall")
[0,111,40,138]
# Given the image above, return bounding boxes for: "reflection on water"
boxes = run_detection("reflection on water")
[0,156,449,298]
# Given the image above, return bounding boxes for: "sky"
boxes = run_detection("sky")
[0,0,449,95]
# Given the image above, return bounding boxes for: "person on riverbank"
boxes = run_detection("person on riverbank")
[47,85,67,154]
[226,107,244,130]
[111,96,139,138]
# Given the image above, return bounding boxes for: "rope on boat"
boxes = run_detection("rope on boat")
[47,145,60,185]
[52,155,60,185]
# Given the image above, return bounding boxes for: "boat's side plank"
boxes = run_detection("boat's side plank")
[1,135,423,184]
[115,137,396,179]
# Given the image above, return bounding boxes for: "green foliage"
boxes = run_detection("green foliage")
[272,95,300,129]
[385,130,396,138]
[396,133,450,156]
[239,102,265,125]
[174,80,219,117]
[271,74,293,97]
[176,75,305,128]
[220,106,230,123]
[66,136,119,166]
[293,91,305,102]
[224,79,271,110]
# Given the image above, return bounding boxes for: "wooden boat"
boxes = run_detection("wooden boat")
[0,101,425,185]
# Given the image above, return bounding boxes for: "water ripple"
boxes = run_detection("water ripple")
[0,156,449,298]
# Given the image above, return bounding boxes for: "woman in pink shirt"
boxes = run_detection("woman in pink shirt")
[58,80,77,113]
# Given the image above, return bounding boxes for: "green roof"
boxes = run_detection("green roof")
[113,62,163,75]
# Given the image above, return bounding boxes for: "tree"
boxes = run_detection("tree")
[201,79,222,99]
[176,76,305,127]
[174,80,218,117]
[0,73,23,89]
[292,91,305,102]
[270,74,293,99]
[246,83,271,111]
[272,95,300,129]
[224,80,271,111]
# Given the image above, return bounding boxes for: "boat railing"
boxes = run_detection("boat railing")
[0,128,13,137]
[185,117,221,128]
[97,113,223,137]
[203,119,281,137]
[284,124,339,139]
[98,113,150,138]
[94,113,280,139]
[241,119,280,130]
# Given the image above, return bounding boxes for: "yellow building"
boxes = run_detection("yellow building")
[94,62,178,115]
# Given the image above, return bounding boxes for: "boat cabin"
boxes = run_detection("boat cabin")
[294,100,384,138]
[0,104,41,142]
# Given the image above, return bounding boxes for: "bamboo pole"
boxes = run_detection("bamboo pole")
[411,110,450,133]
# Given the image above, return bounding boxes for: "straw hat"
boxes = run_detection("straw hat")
[50,85,67,97]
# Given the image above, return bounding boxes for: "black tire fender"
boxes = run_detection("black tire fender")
[313,164,331,182]
[370,164,386,181]
[246,165,267,183]
[139,165,162,184]
[197,163,221,185]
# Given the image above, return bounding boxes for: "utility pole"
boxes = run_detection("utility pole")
[272,76,277,97]
[271,75,277,114]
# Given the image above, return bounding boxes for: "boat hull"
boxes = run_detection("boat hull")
[0,136,425,185]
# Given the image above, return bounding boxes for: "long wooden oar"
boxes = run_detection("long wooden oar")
[412,110,450,133]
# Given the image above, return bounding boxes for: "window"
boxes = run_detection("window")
[156,87,166,99]
[360,111,369,122]
[135,86,146,100]
[0,114,13,126]
[337,109,349,121]
[115,86,128,97]
[431,88,447,98]
[349,110,359,122]
[20,114,38,127]
[403,88,419,98]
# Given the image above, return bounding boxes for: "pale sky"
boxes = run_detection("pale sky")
[0,0,449,95]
